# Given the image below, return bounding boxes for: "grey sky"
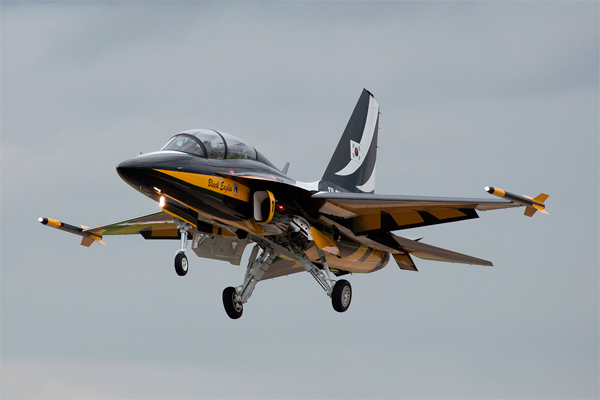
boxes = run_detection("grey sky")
[1,2,598,399]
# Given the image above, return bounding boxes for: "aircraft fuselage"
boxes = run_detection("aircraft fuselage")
[116,144,389,276]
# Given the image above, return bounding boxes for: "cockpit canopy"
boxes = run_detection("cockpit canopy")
[161,129,277,169]
[161,129,257,160]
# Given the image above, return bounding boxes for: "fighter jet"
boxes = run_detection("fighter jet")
[39,89,548,319]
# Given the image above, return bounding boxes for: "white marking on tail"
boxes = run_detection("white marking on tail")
[335,96,379,176]
[356,166,376,193]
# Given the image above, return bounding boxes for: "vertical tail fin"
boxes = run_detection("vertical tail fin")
[322,89,380,193]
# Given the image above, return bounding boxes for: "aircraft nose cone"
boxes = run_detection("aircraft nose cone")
[116,158,135,171]
[116,156,149,186]
[116,151,195,189]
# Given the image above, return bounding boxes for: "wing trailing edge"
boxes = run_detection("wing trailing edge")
[368,232,493,269]
[390,234,493,266]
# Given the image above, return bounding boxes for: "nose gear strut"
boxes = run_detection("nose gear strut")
[174,219,192,276]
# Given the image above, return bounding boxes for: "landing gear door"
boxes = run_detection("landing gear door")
[191,232,249,266]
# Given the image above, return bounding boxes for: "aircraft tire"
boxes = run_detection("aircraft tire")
[223,286,243,319]
[332,279,352,313]
[174,252,188,276]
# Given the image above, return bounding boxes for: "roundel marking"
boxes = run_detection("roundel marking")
[233,184,238,196]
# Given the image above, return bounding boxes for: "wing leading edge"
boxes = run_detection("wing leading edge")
[313,191,520,235]
[39,211,250,265]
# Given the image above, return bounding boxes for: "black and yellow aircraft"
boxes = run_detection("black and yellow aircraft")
[39,89,548,319]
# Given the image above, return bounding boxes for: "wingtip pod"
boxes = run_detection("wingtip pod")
[39,217,61,228]
[38,216,106,246]
[485,186,549,217]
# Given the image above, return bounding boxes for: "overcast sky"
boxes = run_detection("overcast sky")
[1,2,598,399]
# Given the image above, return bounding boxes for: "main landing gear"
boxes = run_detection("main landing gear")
[290,244,352,314]
[169,217,353,319]
[332,279,352,312]
[222,244,278,319]
[222,242,353,319]
[174,219,191,277]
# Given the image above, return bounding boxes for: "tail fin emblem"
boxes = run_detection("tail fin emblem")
[351,140,362,162]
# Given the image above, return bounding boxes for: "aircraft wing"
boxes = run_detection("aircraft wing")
[38,212,183,247]
[84,211,180,238]
[40,211,249,265]
[312,192,520,235]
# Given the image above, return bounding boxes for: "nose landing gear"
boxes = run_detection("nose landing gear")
[174,219,192,277]
[174,251,188,276]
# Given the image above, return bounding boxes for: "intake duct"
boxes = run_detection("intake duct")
[253,190,275,223]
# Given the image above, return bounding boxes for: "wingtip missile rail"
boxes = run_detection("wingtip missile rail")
[38,217,106,246]
[484,187,549,217]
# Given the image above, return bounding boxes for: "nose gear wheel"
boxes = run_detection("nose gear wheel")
[174,251,188,276]
[173,218,192,276]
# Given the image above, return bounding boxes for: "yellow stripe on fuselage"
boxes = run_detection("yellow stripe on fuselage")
[162,192,267,236]
[154,170,250,202]
[162,208,198,227]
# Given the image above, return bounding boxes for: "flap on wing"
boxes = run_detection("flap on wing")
[85,211,176,236]
[389,234,493,266]
[84,211,227,239]
[313,192,519,234]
